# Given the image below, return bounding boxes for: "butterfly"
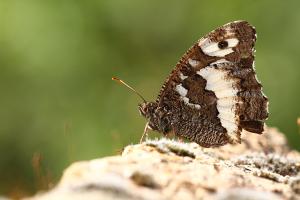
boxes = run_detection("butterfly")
[113,20,268,147]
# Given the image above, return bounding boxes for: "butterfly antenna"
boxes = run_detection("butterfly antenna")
[112,77,147,103]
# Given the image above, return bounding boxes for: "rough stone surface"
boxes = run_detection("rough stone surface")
[26,127,300,200]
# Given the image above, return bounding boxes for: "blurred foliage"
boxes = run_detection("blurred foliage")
[0,0,299,197]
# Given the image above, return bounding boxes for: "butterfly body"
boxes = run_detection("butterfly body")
[138,21,268,147]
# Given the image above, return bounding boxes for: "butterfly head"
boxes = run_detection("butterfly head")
[111,77,171,133]
[138,102,171,134]
[138,102,155,118]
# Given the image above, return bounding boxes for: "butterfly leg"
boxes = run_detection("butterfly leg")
[177,136,185,143]
[139,121,149,143]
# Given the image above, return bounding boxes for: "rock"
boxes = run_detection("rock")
[25,127,300,200]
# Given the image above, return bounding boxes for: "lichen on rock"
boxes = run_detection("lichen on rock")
[26,127,300,200]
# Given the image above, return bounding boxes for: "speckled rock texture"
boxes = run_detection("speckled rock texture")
[26,127,300,200]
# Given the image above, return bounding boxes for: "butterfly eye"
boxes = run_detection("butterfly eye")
[218,41,228,49]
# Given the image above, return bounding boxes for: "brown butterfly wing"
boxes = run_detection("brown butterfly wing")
[155,21,268,147]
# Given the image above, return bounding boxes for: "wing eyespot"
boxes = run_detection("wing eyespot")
[218,41,229,49]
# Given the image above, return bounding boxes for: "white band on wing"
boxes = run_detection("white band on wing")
[197,65,240,142]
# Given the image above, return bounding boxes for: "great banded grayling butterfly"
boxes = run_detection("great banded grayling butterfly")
[113,20,268,147]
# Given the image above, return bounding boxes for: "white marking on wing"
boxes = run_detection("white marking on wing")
[175,84,187,96]
[188,58,200,68]
[197,68,225,84]
[182,97,201,109]
[182,97,189,103]
[198,66,240,142]
[218,109,236,121]
[209,49,234,57]
[197,67,221,78]
[217,97,236,107]
[214,88,238,98]
[199,38,210,49]
[175,84,201,109]
[210,59,230,65]
[179,73,188,80]
[194,104,201,109]
[219,119,236,133]
[206,81,234,92]
[226,38,239,47]
[201,41,221,54]
[199,38,239,57]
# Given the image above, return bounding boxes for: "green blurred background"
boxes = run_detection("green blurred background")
[0,0,299,197]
